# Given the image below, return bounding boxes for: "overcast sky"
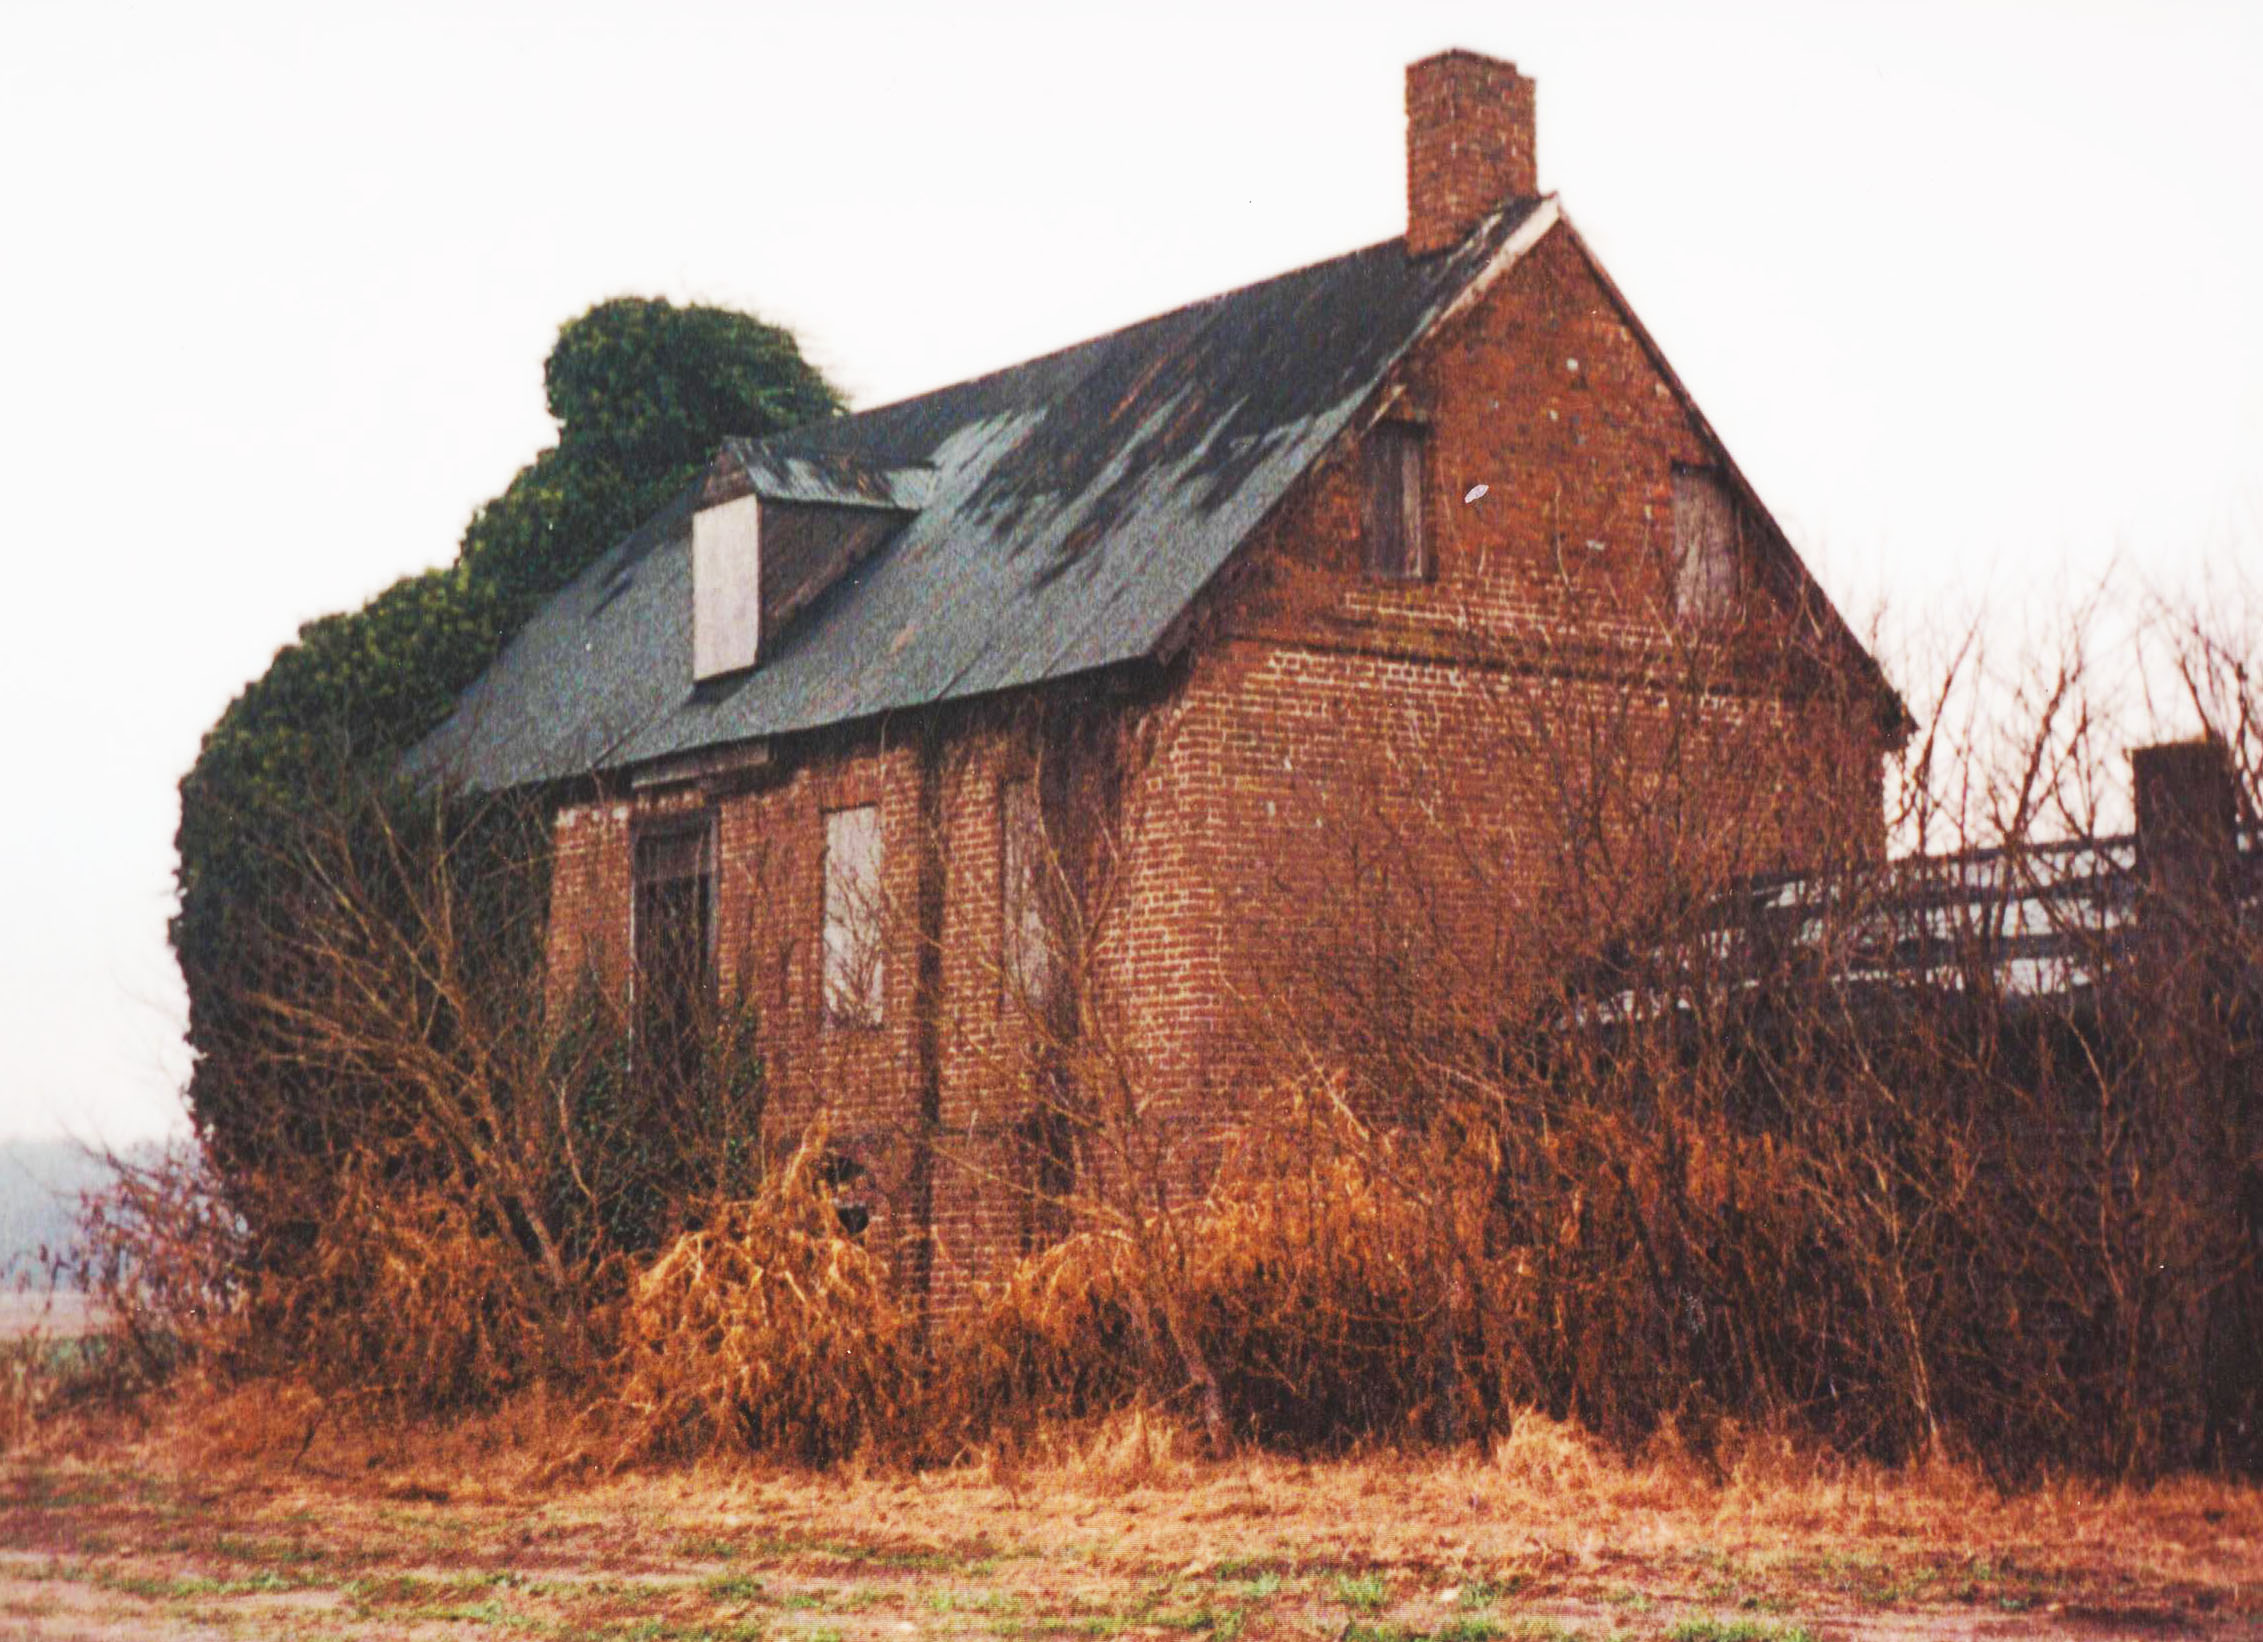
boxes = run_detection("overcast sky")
[1,0,2257,1147]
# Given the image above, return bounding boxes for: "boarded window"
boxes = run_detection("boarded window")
[633,819,714,1092]
[1000,775,1057,1015]
[822,804,885,1027]
[1672,467,1740,622]
[1364,421,1428,580]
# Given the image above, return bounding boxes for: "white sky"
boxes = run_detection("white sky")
[0,0,2257,1146]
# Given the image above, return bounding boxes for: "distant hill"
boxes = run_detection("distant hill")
[0,1137,171,1283]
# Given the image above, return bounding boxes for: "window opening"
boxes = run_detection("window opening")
[633,817,715,1093]
[1672,466,1740,622]
[1001,775,1058,1016]
[822,804,885,1027]
[1365,420,1428,580]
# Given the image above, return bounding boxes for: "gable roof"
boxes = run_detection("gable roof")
[409,194,1894,793]
[408,199,1556,792]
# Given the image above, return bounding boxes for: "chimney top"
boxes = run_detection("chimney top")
[1406,51,1538,258]
[2133,736,2242,902]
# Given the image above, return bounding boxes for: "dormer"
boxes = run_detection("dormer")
[692,441,932,681]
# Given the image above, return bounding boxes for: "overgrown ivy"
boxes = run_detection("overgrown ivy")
[174,297,843,1161]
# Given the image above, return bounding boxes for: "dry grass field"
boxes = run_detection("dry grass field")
[2,1398,2257,1642]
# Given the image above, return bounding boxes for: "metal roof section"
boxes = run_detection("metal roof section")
[725,442,935,511]
[406,199,1554,793]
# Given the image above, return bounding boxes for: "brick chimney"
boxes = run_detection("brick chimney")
[2133,737,2242,913]
[1406,51,1538,258]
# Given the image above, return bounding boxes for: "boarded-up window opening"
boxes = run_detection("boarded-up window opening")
[1000,775,1058,1016]
[1364,421,1428,580]
[1672,467,1740,622]
[822,804,885,1028]
[633,817,714,1094]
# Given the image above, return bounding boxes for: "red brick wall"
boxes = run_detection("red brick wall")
[1096,218,1889,1125]
[537,218,1891,1313]
[540,710,1107,1317]
[544,798,633,1016]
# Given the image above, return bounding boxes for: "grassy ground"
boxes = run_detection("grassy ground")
[1,1399,2258,1641]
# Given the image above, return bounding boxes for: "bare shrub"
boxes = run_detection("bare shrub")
[1178,588,2263,1475]
[88,578,2254,1482]
[120,773,780,1425]
[67,1144,243,1397]
[613,1131,915,1464]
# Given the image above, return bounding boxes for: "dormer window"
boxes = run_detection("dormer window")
[1364,420,1428,581]
[692,444,932,683]
[693,494,764,679]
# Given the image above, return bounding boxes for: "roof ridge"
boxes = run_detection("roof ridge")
[754,231,1413,452]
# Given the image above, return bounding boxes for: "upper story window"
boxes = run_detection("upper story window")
[1671,466,1741,623]
[821,804,885,1028]
[1000,775,1058,1016]
[1364,420,1429,581]
[633,816,714,1091]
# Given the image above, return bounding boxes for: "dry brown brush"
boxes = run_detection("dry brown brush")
[614,1130,916,1464]
[59,595,2261,1482]
[1178,596,2263,1475]
[942,1084,1467,1447]
[78,778,783,1421]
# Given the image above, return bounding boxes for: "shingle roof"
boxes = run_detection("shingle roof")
[407,200,1551,792]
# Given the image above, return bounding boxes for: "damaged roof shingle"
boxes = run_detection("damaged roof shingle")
[407,202,1547,792]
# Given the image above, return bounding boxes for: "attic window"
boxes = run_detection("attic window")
[633,817,714,1092]
[822,804,885,1028]
[693,494,763,680]
[1364,421,1428,580]
[1671,467,1741,622]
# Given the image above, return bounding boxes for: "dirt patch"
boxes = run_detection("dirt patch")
[1,1409,2258,1641]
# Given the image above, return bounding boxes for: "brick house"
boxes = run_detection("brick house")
[411,51,1902,1316]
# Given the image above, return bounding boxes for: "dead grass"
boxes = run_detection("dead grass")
[615,1132,917,1466]
[1,1394,2256,1640]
